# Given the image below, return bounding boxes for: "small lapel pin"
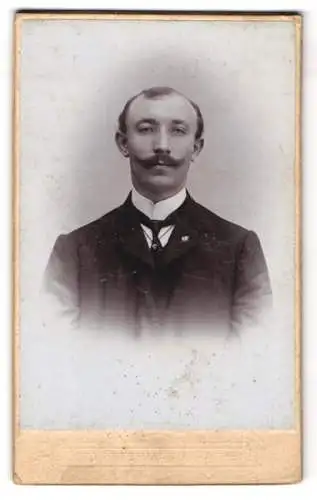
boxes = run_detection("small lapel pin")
[181,235,190,242]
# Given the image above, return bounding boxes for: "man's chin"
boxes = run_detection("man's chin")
[143,176,177,192]
[146,173,176,186]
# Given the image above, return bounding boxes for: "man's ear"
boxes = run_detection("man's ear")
[115,130,129,157]
[192,138,204,161]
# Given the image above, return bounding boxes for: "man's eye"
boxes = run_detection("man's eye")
[137,125,153,133]
[172,127,187,135]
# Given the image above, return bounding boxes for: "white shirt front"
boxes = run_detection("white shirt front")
[131,188,187,248]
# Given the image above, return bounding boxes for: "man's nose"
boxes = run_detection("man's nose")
[153,130,171,154]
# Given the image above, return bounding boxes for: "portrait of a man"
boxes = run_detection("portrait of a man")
[18,16,297,432]
[43,86,272,336]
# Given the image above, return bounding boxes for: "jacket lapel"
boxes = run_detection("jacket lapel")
[162,196,200,266]
[162,222,198,266]
[114,195,154,268]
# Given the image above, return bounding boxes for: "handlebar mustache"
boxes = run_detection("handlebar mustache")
[138,154,181,168]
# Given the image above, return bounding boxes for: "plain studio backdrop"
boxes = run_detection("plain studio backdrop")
[19,18,296,429]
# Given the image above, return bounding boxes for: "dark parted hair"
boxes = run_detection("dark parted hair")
[117,86,204,140]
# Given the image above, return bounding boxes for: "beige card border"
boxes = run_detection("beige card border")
[13,12,302,485]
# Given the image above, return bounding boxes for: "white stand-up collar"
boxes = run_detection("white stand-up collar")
[131,188,187,220]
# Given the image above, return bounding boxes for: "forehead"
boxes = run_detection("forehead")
[127,93,197,126]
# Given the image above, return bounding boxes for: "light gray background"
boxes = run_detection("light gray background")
[19,19,296,429]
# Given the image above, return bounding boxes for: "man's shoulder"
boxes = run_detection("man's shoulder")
[189,198,250,240]
[60,205,123,244]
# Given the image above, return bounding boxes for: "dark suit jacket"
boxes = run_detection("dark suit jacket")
[43,193,272,335]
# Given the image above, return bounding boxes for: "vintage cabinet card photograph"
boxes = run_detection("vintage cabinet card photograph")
[13,11,302,484]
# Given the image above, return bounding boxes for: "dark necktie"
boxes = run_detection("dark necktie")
[130,198,186,255]
[139,216,174,253]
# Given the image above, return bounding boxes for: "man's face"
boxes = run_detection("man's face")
[116,93,203,201]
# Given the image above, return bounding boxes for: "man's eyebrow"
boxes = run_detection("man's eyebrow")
[171,119,189,126]
[134,118,189,126]
[135,118,158,125]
